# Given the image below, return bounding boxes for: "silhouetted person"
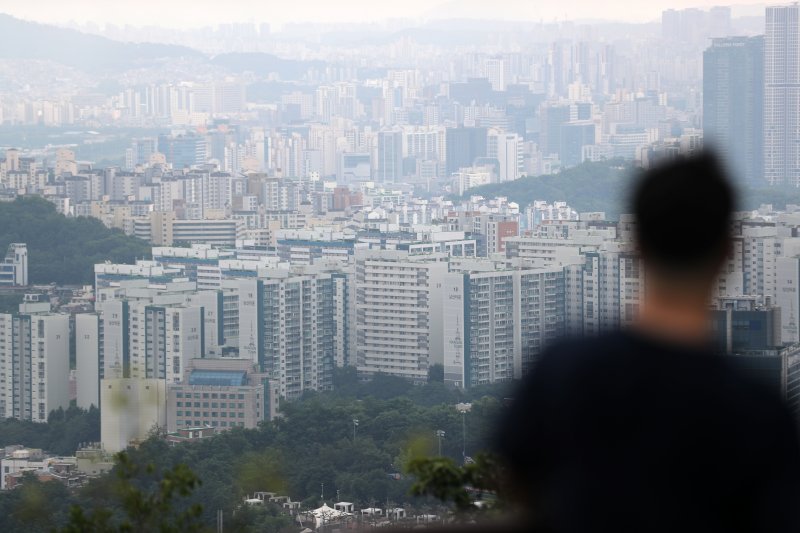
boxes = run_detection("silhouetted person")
[498,153,800,532]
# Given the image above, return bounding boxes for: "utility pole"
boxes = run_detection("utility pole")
[435,429,445,456]
[321,482,325,502]
[216,509,223,533]
[352,418,359,441]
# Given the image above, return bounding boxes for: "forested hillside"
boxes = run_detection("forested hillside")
[464,160,800,217]
[0,197,151,285]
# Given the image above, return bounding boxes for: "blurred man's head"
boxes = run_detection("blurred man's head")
[632,151,736,291]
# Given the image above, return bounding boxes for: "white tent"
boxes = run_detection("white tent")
[306,503,352,528]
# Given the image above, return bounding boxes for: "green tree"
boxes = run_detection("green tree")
[406,453,508,522]
[60,451,206,533]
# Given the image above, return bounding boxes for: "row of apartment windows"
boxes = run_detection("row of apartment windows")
[177,401,245,409]
[176,420,245,428]
[176,411,246,418]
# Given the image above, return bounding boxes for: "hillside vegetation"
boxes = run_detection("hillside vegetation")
[463,160,800,218]
[0,369,512,531]
[0,197,151,285]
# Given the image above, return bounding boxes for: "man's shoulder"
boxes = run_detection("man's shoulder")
[534,330,638,371]
[532,330,787,410]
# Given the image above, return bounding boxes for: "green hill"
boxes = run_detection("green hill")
[463,160,800,218]
[463,159,634,217]
[0,197,151,285]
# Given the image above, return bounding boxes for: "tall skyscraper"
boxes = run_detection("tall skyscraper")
[445,127,488,175]
[376,130,403,183]
[703,36,764,186]
[158,133,207,170]
[765,5,800,186]
[487,130,524,182]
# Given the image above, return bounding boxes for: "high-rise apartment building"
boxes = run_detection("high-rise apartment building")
[0,299,69,423]
[353,250,449,381]
[225,270,335,400]
[442,263,566,388]
[703,36,764,186]
[765,5,800,186]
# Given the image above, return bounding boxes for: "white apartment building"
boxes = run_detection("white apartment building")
[77,282,206,409]
[565,242,642,336]
[353,249,449,381]
[442,262,566,388]
[223,268,335,400]
[0,302,69,422]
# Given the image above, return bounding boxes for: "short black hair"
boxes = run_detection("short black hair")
[631,151,736,279]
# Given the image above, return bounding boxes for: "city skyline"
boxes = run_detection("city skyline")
[0,0,769,30]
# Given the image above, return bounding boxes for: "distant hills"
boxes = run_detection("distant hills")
[210,52,323,79]
[464,160,635,217]
[0,14,318,77]
[0,14,204,72]
[464,160,800,218]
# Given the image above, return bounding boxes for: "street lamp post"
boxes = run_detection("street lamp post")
[435,429,445,456]
[352,418,359,441]
[455,403,472,463]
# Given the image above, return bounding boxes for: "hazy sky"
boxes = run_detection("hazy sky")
[0,0,766,29]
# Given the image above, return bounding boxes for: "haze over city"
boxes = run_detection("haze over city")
[1,0,800,531]
[0,0,771,28]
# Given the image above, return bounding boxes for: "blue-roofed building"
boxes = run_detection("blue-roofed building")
[189,369,247,387]
[166,359,281,433]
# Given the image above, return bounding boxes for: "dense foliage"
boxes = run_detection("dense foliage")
[0,197,151,285]
[0,293,22,313]
[464,159,800,217]
[0,371,513,532]
[464,159,634,216]
[0,405,100,456]
[62,452,205,533]
[0,473,76,532]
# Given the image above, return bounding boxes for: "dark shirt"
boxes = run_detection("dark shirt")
[498,330,800,533]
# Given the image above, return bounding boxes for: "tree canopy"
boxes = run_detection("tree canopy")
[0,405,100,456]
[0,197,151,285]
[0,376,514,532]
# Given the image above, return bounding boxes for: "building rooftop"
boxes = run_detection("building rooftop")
[188,370,247,387]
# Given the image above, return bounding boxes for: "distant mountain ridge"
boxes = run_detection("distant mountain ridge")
[0,13,204,72]
[0,14,318,77]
